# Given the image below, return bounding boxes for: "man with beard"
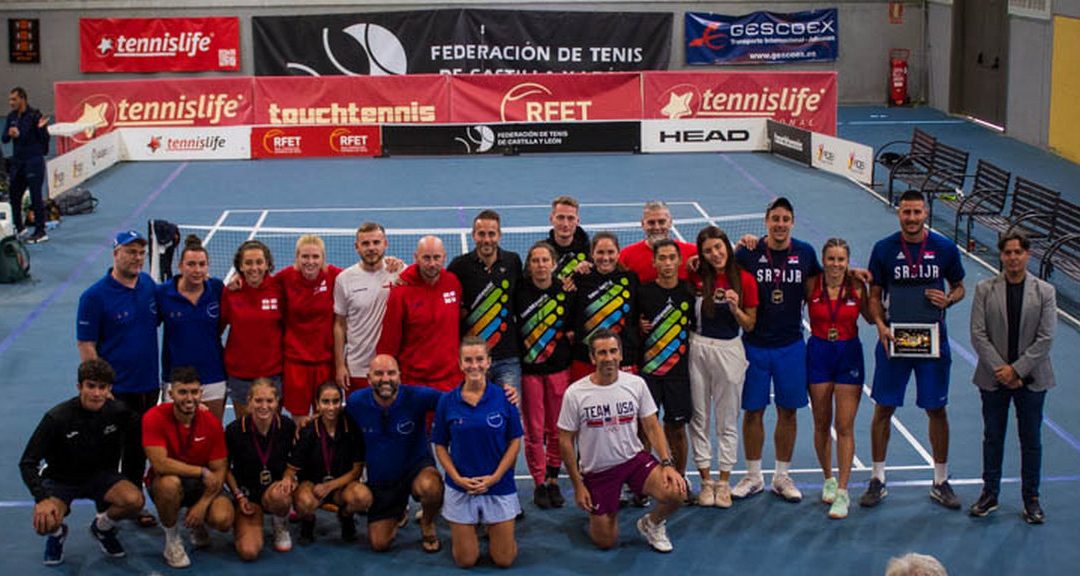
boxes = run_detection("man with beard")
[619,201,697,283]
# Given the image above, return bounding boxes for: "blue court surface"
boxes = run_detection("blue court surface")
[2,106,1080,574]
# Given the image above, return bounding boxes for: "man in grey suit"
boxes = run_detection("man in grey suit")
[969,232,1056,524]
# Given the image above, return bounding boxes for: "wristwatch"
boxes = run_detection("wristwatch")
[659,458,674,468]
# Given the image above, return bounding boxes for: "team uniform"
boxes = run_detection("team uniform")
[868,231,964,408]
[220,275,284,404]
[157,277,226,400]
[619,240,697,284]
[548,227,590,281]
[449,248,523,389]
[736,239,822,410]
[806,278,865,386]
[557,372,660,516]
[333,262,398,390]
[345,385,442,522]
[278,266,342,416]
[636,280,696,425]
[570,269,640,381]
[225,416,297,504]
[433,384,524,525]
[142,403,227,507]
[289,418,364,487]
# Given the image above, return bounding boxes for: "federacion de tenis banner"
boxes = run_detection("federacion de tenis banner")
[253,9,671,75]
[685,9,837,65]
[80,17,240,73]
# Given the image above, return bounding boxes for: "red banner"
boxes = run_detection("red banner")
[449,73,642,123]
[54,78,253,144]
[254,75,452,125]
[80,17,240,73]
[250,125,381,158]
[642,71,837,134]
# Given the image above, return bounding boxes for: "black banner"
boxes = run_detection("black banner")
[383,122,641,156]
[9,18,40,64]
[253,9,671,76]
[766,120,811,166]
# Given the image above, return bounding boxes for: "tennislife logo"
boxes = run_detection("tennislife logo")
[71,92,246,141]
[657,85,826,121]
[95,32,213,59]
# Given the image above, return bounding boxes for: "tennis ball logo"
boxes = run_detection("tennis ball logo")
[454,125,495,154]
[500,82,553,122]
[303,23,407,76]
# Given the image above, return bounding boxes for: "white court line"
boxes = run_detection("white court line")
[223,201,704,214]
[178,218,743,237]
[670,225,686,242]
[222,210,269,283]
[200,210,231,246]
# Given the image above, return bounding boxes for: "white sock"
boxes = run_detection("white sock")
[164,524,179,544]
[934,462,948,485]
[271,515,286,529]
[51,525,65,537]
[872,462,886,482]
[747,460,763,480]
[95,512,115,531]
[775,460,790,477]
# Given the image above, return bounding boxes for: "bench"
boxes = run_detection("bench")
[942,159,1011,249]
[909,141,970,225]
[874,128,936,202]
[970,176,1060,252]
[1033,200,1080,282]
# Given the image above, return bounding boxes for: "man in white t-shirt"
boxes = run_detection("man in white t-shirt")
[557,329,685,553]
[334,222,401,392]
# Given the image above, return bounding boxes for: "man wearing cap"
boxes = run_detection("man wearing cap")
[77,229,161,526]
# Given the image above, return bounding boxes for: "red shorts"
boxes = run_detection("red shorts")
[348,376,369,394]
[582,451,657,516]
[283,359,333,417]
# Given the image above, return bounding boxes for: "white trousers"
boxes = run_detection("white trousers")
[689,333,748,472]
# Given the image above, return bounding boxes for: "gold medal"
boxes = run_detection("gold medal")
[827,327,839,342]
[259,469,272,486]
[772,289,784,304]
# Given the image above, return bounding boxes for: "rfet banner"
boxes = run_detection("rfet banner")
[253,75,451,124]
[252,9,670,75]
[54,78,254,144]
[685,9,838,65]
[643,71,837,134]
[450,73,641,123]
[250,125,381,158]
[80,17,240,73]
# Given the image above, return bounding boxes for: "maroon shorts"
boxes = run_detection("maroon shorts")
[582,451,657,516]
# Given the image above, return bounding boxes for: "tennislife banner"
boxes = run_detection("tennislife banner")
[250,125,382,158]
[119,126,251,161]
[685,9,838,65]
[252,9,671,76]
[383,121,640,155]
[80,17,240,73]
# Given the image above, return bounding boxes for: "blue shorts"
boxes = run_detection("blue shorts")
[743,340,808,411]
[442,487,521,526]
[488,358,522,391]
[871,341,951,409]
[807,336,865,386]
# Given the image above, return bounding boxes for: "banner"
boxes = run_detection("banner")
[254,75,451,125]
[383,122,640,155]
[640,118,767,153]
[250,125,381,158]
[811,132,874,185]
[767,120,812,166]
[80,17,240,73]
[643,71,837,134]
[450,73,641,123]
[685,9,838,65]
[54,78,254,144]
[46,131,122,198]
[253,9,670,75]
[119,126,251,161]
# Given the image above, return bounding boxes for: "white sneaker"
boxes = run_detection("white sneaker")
[731,475,765,499]
[189,524,210,549]
[772,474,803,503]
[163,538,191,568]
[636,513,673,553]
[714,481,733,508]
[698,479,716,507]
[271,517,292,552]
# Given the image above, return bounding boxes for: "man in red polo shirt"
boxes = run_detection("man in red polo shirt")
[619,201,697,284]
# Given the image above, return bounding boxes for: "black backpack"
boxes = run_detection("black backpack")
[0,235,30,283]
[54,187,98,216]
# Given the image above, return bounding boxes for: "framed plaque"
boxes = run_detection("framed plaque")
[889,323,940,358]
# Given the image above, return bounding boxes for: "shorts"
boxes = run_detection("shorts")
[581,451,657,516]
[163,380,227,402]
[146,473,205,509]
[42,470,127,512]
[441,487,521,526]
[807,336,865,386]
[227,374,282,406]
[488,357,522,391]
[743,340,809,411]
[283,360,334,416]
[644,375,691,425]
[348,376,369,393]
[871,341,952,409]
[366,461,434,523]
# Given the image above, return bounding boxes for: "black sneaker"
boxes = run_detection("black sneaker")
[1023,498,1045,524]
[339,513,357,541]
[631,494,651,508]
[969,491,999,517]
[930,480,962,510]
[26,232,48,244]
[90,519,126,557]
[299,518,315,545]
[548,483,566,508]
[859,478,888,508]
[533,484,551,509]
[43,523,68,566]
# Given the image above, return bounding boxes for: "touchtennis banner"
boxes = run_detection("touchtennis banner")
[252,9,670,75]
[79,17,240,73]
[252,75,452,124]
[449,73,642,123]
[685,9,838,65]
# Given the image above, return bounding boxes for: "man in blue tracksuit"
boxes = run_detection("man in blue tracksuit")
[3,86,50,243]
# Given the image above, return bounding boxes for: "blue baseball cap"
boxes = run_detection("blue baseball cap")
[113,230,147,247]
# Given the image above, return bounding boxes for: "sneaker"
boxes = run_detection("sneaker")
[271,517,292,552]
[772,474,803,503]
[683,475,697,506]
[189,524,211,549]
[714,481,733,509]
[339,513,357,542]
[26,232,48,244]
[533,484,552,509]
[828,489,850,519]
[698,479,717,507]
[860,478,888,508]
[630,493,651,508]
[90,519,126,557]
[299,518,315,545]
[43,523,68,566]
[163,537,191,569]
[732,475,765,499]
[821,477,839,504]
[1023,498,1045,524]
[930,480,961,510]
[548,482,566,508]
[969,491,999,518]
[619,485,633,508]
[636,514,673,553]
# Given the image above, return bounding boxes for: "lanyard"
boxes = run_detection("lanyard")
[317,419,336,480]
[821,277,846,330]
[248,416,276,470]
[900,233,929,272]
[764,245,790,291]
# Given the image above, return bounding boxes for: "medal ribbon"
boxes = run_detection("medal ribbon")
[900,232,929,275]
[821,276,846,333]
[248,416,276,472]
[764,245,790,296]
[318,419,336,480]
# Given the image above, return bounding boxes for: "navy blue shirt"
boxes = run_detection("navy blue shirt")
[869,230,964,327]
[157,277,225,384]
[432,383,523,496]
[345,385,441,484]
[3,106,49,162]
[736,238,822,348]
[77,271,160,394]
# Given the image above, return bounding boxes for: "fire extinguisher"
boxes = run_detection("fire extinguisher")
[889,48,910,106]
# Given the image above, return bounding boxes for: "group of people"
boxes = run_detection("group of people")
[20,191,1056,568]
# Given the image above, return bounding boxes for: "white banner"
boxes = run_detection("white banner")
[46,130,122,198]
[810,132,874,185]
[119,126,251,161]
[640,118,768,153]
